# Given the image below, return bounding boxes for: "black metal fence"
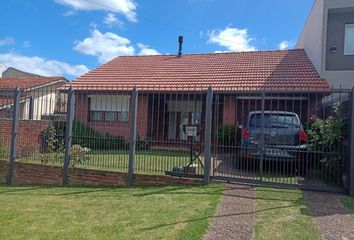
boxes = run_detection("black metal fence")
[1,85,354,194]
[210,90,352,193]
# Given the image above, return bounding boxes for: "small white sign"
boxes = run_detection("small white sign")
[186,126,198,136]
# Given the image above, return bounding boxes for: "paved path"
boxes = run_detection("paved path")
[304,191,354,240]
[203,184,255,240]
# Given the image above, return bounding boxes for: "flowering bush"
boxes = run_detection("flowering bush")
[40,124,64,164]
[70,144,90,167]
[306,103,347,184]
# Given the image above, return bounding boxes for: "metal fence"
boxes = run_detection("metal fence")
[1,85,353,194]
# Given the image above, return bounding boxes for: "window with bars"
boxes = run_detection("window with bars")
[89,95,130,123]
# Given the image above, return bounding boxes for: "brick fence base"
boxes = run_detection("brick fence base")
[0,160,202,186]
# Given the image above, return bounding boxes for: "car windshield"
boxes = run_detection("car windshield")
[249,113,300,128]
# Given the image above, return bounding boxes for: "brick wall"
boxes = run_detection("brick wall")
[0,161,7,183]
[230,96,321,125]
[0,160,202,186]
[223,95,236,125]
[74,94,148,139]
[0,119,50,157]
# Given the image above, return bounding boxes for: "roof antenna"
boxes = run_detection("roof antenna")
[178,36,183,57]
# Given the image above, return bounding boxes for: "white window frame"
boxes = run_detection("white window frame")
[344,23,354,55]
[89,95,130,112]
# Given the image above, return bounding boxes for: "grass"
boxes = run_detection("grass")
[254,187,321,240]
[340,195,354,217]
[18,150,204,175]
[0,184,223,240]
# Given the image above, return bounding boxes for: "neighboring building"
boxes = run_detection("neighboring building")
[67,50,330,141]
[0,76,68,120]
[2,67,43,78]
[296,0,354,89]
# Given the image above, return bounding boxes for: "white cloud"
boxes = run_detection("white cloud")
[208,27,256,52]
[22,41,30,48]
[63,10,77,16]
[0,37,15,47]
[278,40,295,50]
[54,0,137,22]
[213,50,229,53]
[104,13,123,28]
[0,64,6,77]
[137,43,159,55]
[74,29,135,63]
[0,52,89,78]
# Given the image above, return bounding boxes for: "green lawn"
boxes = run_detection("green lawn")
[0,184,223,240]
[255,187,321,240]
[18,150,204,175]
[340,196,354,217]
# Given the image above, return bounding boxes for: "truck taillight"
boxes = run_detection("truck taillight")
[299,129,307,143]
[242,128,249,140]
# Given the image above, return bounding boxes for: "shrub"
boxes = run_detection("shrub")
[70,144,90,167]
[40,123,64,164]
[71,121,128,150]
[136,135,151,151]
[216,125,240,145]
[306,102,347,184]
[17,141,39,158]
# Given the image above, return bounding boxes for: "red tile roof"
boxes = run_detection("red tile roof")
[68,49,330,92]
[0,95,32,109]
[0,77,67,90]
[0,96,13,106]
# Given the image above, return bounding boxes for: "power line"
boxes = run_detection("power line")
[81,0,242,46]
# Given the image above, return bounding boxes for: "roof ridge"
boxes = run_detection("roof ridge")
[116,49,305,58]
[0,76,65,80]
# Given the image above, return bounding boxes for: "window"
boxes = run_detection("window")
[90,111,102,121]
[89,95,130,122]
[344,23,354,55]
[250,114,300,128]
[105,112,115,122]
[117,112,129,122]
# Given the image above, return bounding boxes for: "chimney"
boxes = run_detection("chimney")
[178,36,183,57]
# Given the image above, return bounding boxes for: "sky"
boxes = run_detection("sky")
[0,0,314,80]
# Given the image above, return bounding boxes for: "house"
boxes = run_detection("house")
[2,67,44,78]
[67,49,330,142]
[0,72,68,120]
[296,0,354,89]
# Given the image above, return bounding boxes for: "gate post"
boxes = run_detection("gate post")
[128,87,138,186]
[6,87,20,185]
[348,87,354,196]
[259,91,265,181]
[63,86,75,185]
[204,86,213,184]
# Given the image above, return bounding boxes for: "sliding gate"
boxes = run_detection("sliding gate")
[210,89,351,192]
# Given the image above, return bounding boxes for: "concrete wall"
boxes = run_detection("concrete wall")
[326,11,354,70]
[296,0,325,73]
[297,0,354,89]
